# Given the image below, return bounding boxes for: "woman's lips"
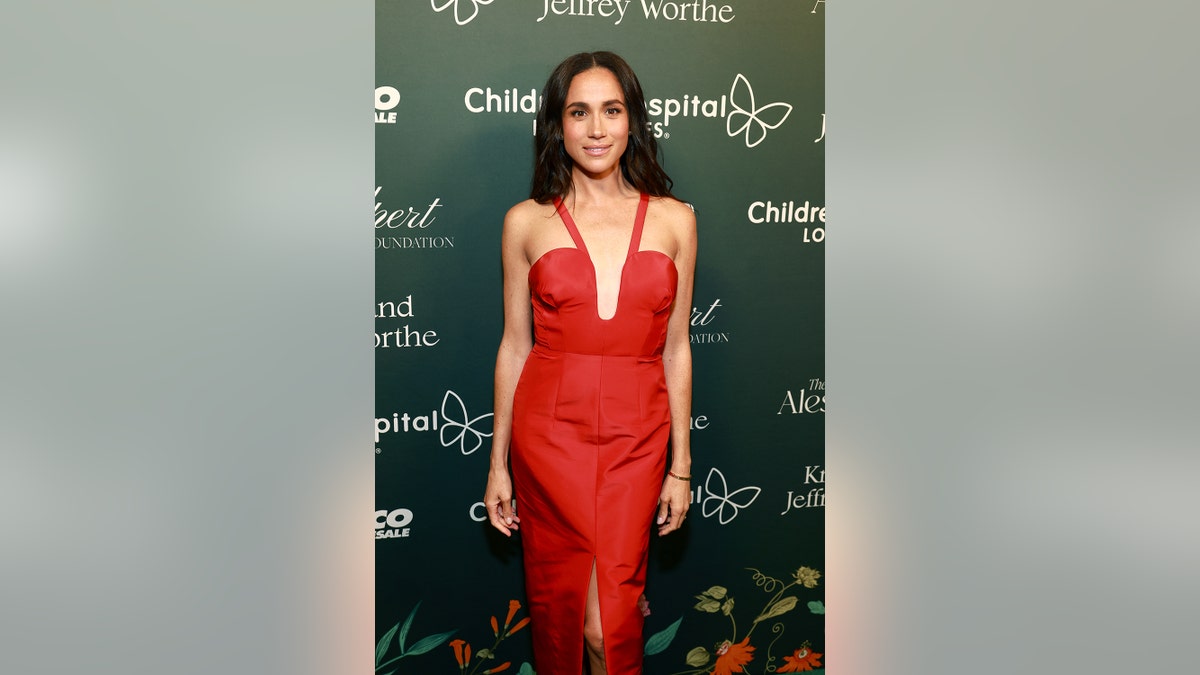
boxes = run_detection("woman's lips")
[584,145,610,156]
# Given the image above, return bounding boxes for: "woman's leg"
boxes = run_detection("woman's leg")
[583,560,606,674]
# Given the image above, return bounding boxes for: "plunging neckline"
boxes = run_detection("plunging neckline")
[553,193,649,322]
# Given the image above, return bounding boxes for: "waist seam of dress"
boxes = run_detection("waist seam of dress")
[531,345,662,361]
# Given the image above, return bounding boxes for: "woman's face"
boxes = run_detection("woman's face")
[561,67,629,180]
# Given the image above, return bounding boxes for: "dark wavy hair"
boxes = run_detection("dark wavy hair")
[530,51,675,203]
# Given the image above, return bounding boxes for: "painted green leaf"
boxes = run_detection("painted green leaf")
[703,585,728,599]
[517,662,536,675]
[406,629,457,656]
[376,623,399,665]
[397,602,420,653]
[694,597,721,613]
[808,600,825,615]
[477,648,494,660]
[721,598,735,616]
[755,595,797,622]
[685,646,711,667]
[644,616,682,656]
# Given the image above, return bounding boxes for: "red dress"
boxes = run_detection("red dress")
[510,193,677,674]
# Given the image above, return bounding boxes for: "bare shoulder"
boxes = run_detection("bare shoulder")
[649,195,696,225]
[502,200,562,267]
[648,196,697,241]
[504,199,545,230]
[503,199,554,240]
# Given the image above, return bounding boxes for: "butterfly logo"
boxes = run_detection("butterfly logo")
[431,0,495,26]
[701,467,762,524]
[726,73,793,148]
[439,390,494,455]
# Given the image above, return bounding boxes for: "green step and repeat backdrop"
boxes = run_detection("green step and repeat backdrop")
[376,2,824,673]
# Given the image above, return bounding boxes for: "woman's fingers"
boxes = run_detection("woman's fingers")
[657,482,690,535]
[488,498,519,536]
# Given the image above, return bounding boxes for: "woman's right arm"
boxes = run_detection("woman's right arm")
[485,205,534,537]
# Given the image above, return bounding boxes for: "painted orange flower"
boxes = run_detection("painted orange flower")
[484,662,512,674]
[777,646,823,672]
[449,639,472,669]
[710,636,755,675]
[506,616,531,636]
[490,615,499,636]
[504,600,521,629]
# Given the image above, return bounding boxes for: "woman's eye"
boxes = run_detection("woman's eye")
[607,108,623,115]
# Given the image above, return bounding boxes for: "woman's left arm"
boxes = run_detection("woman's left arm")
[657,201,698,536]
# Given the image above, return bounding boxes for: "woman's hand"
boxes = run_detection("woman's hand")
[656,475,691,536]
[484,470,520,536]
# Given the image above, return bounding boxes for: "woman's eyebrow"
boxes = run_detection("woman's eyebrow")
[565,99,625,108]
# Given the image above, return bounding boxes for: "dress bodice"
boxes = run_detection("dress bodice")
[527,194,678,357]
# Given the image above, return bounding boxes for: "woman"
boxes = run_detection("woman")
[483,51,697,674]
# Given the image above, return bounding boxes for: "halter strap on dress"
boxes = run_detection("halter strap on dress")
[552,193,650,261]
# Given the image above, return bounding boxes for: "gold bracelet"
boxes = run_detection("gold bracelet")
[667,470,692,481]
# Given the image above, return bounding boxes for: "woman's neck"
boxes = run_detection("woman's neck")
[568,169,637,207]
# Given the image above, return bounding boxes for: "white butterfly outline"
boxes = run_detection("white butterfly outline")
[430,0,495,26]
[439,389,494,455]
[701,467,762,524]
[725,73,793,148]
